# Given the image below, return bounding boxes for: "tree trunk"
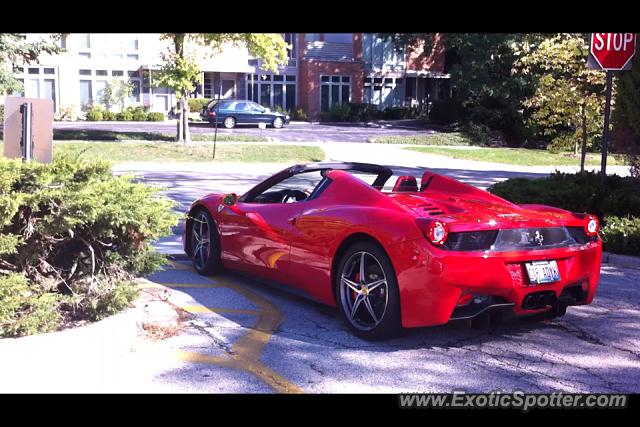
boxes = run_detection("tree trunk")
[176,105,183,143]
[580,104,588,173]
[183,97,191,145]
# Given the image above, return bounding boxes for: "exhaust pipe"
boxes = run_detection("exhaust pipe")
[522,291,557,310]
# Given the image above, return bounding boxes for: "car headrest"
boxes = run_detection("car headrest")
[393,175,419,192]
[420,171,436,191]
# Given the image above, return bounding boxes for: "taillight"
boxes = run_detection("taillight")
[456,292,473,307]
[417,218,449,246]
[584,215,599,237]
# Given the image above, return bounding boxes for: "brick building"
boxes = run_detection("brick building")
[7,33,449,120]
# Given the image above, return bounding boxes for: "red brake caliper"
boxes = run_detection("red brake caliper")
[353,272,360,301]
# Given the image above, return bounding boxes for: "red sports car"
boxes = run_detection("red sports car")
[183,162,602,340]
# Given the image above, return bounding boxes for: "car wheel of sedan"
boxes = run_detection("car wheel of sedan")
[190,209,223,275]
[273,117,284,129]
[223,117,236,129]
[336,241,401,340]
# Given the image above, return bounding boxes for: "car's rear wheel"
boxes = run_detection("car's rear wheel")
[223,117,236,129]
[190,209,223,275]
[273,117,284,129]
[336,241,401,340]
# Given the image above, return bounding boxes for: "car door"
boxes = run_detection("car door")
[251,102,272,125]
[217,171,325,286]
[218,201,301,283]
[232,102,252,124]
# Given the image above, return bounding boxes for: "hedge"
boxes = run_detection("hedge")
[85,105,165,122]
[0,156,179,337]
[488,171,640,255]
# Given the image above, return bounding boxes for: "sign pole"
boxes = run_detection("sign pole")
[213,115,218,160]
[600,70,613,185]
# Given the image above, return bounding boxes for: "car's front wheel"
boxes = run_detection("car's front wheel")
[273,117,285,129]
[336,241,401,340]
[223,117,236,129]
[190,209,223,275]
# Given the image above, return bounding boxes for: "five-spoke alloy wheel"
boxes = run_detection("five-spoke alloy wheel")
[190,209,223,274]
[337,241,401,340]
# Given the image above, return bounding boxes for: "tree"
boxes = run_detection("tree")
[515,34,607,172]
[612,40,640,177]
[154,33,289,144]
[100,79,133,112]
[386,33,543,143]
[0,33,61,95]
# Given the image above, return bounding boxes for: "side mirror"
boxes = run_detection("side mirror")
[223,193,238,206]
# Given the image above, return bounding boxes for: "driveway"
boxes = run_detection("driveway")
[2,259,637,393]
[53,121,435,143]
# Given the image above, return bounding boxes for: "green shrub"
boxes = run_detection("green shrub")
[488,172,640,255]
[54,105,78,121]
[131,106,148,121]
[0,156,179,337]
[345,103,377,122]
[382,106,420,120]
[117,108,134,121]
[188,98,211,113]
[291,108,308,121]
[85,104,106,121]
[0,273,60,337]
[600,216,640,255]
[320,104,353,122]
[103,111,117,121]
[429,99,462,125]
[488,171,640,219]
[464,122,492,146]
[0,104,5,123]
[147,112,165,122]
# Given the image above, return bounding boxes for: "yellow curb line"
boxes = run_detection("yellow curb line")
[160,261,304,394]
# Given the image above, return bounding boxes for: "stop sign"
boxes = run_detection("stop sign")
[590,33,636,70]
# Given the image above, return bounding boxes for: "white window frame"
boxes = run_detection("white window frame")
[247,74,296,111]
[78,68,143,110]
[320,75,351,112]
[13,65,59,112]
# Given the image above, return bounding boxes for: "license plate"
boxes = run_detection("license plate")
[525,260,560,284]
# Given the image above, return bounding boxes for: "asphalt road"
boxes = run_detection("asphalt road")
[136,259,640,393]
[54,120,434,143]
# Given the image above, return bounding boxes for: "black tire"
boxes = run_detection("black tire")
[223,116,236,129]
[189,209,223,275]
[273,117,285,129]
[335,241,401,340]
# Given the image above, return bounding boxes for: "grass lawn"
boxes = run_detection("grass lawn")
[404,146,625,166]
[50,129,268,143]
[48,142,325,163]
[368,132,472,146]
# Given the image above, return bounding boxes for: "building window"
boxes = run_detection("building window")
[320,75,351,112]
[127,54,139,61]
[248,73,296,111]
[77,33,91,49]
[13,66,58,111]
[362,33,404,71]
[324,33,352,43]
[96,70,108,76]
[112,70,124,77]
[80,80,93,107]
[364,75,404,109]
[79,69,92,76]
[305,34,320,42]
[284,33,297,67]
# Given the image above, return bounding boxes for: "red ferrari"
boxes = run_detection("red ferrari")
[183,162,602,340]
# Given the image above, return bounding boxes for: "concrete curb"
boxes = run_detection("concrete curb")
[602,251,640,269]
